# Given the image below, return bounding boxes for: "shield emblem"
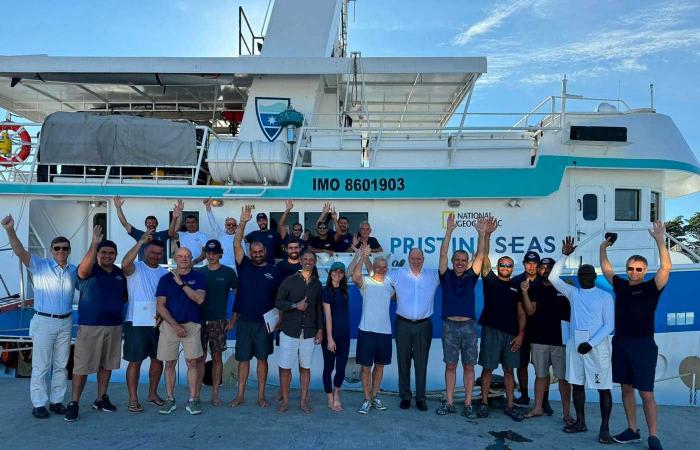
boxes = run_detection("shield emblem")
[255,97,291,142]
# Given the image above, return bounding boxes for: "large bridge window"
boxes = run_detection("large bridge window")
[615,189,640,221]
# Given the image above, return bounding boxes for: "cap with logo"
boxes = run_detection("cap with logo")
[329,262,346,272]
[539,257,555,267]
[204,239,223,254]
[523,251,541,263]
[256,212,268,220]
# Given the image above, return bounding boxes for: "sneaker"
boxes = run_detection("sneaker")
[93,394,117,412]
[64,401,79,422]
[49,403,66,415]
[462,404,478,419]
[504,407,524,422]
[32,406,50,419]
[371,397,387,411]
[436,400,455,415]
[648,436,663,450]
[613,428,641,444]
[476,403,489,418]
[514,395,530,407]
[358,400,371,415]
[159,398,177,415]
[186,400,202,415]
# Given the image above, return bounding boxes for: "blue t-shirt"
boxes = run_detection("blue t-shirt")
[246,229,282,263]
[440,268,479,320]
[322,286,350,339]
[156,270,206,324]
[129,227,169,264]
[234,255,281,322]
[77,265,127,326]
[333,232,354,252]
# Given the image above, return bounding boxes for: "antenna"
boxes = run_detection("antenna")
[650,82,654,109]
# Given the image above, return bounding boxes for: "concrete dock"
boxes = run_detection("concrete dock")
[0,378,696,449]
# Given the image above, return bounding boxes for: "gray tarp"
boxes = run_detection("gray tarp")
[39,112,197,166]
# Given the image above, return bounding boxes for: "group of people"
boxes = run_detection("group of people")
[0,199,670,450]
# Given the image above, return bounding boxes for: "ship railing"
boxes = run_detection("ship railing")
[512,94,633,130]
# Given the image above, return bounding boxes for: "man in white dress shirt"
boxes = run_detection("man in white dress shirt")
[389,248,440,411]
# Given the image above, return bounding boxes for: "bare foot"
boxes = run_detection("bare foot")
[229,397,245,407]
[300,401,313,414]
[257,398,269,408]
[211,397,221,407]
[277,391,283,402]
[334,401,344,411]
[277,401,289,413]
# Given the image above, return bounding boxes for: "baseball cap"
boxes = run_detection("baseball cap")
[204,239,223,254]
[523,251,541,263]
[256,212,268,220]
[329,262,346,272]
[539,257,555,267]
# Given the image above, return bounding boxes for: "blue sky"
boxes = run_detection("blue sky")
[4,0,699,218]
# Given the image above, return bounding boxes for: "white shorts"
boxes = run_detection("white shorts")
[279,331,315,369]
[566,337,612,390]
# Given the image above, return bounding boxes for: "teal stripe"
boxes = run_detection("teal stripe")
[1,156,698,199]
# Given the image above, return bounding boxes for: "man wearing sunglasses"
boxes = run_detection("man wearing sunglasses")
[278,200,308,255]
[308,209,336,256]
[203,198,238,269]
[600,221,671,450]
[479,244,527,421]
[2,215,78,419]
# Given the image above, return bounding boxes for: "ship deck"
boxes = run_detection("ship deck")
[0,378,696,449]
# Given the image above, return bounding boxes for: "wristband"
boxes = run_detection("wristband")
[180,283,187,290]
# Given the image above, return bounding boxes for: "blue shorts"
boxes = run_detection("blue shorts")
[612,336,657,392]
[356,330,392,367]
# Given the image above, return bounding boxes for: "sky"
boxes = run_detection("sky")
[3,0,699,218]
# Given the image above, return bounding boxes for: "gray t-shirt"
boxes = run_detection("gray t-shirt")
[359,276,394,334]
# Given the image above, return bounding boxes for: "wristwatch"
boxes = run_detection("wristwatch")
[179,283,187,290]
[291,302,297,310]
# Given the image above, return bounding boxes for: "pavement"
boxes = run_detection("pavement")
[0,378,697,449]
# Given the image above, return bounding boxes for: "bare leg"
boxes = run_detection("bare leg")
[147,358,164,402]
[277,368,291,413]
[96,368,111,399]
[371,364,384,399]
[361,366,371,400]
[126,361,142,403]
[445,362,457,405]
[185,358,199,400]
[599,389,613,440]
[528,376,548,415]
[256,360,269,407]
[621,383,638,431]
[210,352,223,405]
[231,360,249,406]
[71,374,88,403]
[571,384,586,427]
[640,391,658,437]
[164,360,176,399]
[195,356,205,401]
[558,379,572,422]
[480,368,493,406]
[517,366,529,400]
[333,387,343,410]
[299,367,312,413]
[504,368,515,409]
[463,364,475,406]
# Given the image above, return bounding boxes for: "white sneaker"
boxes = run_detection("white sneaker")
[358,400,371,414]
[371,397,387,411]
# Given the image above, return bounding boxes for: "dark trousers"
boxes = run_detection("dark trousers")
[321,335,350,394]
[395,317,433,401]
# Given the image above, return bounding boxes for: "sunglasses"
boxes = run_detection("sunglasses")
[497,263,514,268]
[53,246,70,251]
[225,223,237,227]
[626,267,644,273]
[317,226,328,230]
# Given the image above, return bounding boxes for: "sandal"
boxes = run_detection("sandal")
[563,423,588,433]
[147,397,165,407]
[563,416,576,427]
[128,402,144,414]
[523,411,543,419]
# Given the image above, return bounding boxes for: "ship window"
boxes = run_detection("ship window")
[615,189,640,221]
[93,213,107,236]
[570,126,627,142]
[582,194,598,221]
[650,191,660,222]
[270,211,299,235]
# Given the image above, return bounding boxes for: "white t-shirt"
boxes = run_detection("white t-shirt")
[359,276,394,334]
[126,261,168,322]
[178,231,208,260]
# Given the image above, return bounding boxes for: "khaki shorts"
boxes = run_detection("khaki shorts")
[73,325,122,375]
[157,321,203,361]
[531,343,566,379]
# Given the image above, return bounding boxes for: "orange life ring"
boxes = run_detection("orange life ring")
[0,124,32,167]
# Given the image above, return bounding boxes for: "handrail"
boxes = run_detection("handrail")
[666,232,700,263]
[238,6,264,56]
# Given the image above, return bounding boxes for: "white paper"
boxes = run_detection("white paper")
[263,308,280,334]
[132,300,157,327]
[574,329,590,347]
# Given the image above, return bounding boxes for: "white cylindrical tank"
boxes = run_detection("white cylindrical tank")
[207,138,292,184]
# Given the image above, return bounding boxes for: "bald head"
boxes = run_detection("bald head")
[174,247,193,270]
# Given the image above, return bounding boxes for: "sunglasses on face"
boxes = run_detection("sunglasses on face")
[317,226,327,230]
[497,263,514,268]
[293,228,302,232]
[626,267,644,273]
[53,246,70,251]
[225,223,236,227]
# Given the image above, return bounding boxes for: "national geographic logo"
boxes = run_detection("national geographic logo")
[441,211,502,229]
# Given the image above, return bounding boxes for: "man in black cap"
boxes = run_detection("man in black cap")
[245,210,282,264]
[512,250,541,408]
[195,239,238,406]
[520,257,572,424]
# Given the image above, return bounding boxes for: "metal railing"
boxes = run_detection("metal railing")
[238,6,264,56]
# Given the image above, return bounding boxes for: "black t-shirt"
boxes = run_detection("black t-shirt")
[333,232,354,252]
[362,236,382,250]
[276,259,302,280]
[612,275,663,338]
[245,229,282,264]
[524,279,570,346]
[479,271,521,336]
[308,235,335,252]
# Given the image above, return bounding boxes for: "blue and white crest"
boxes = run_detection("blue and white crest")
[255,97,290,142]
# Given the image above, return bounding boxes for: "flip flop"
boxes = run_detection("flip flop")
[563,423,588,433]
[128,402,144,414]
[563,416,576,427]
[147,397,164,407]
[523,411,543,419]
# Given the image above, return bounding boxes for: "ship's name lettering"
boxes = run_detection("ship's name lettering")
[312,177,405,192]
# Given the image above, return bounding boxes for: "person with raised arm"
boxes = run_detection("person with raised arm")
[2,214,77,419]
[121,230,168,414]
[230,205,281,408]
[277,199,307,255]
[113,195,172,264]
[169,199,208,266]
[477,226,526,422]
[601,221,671,450]
[66,225,127,422]
[203,198,238,268]
[435,214,495,418]
[356,221,383,253]
[155,247,207,416]
[244,205,283,264]
[350,243,394,415]
[550,237,615,444]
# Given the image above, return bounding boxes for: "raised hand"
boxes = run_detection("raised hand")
[446,213,457,232]
[171,269,183,286]
[172,199,184,218]
[649,220,665,241]
[562,236,577,256]
[330,207,338,221]
[361,242,371,258]
[92,225,104,246]
[600,236,613,249]
[352,234,360,249]
[296,297,309,311]
[285,199,294,211]
[1,214,14,230]
[321,202,331,214]
[203,197,212,211]
[113,196,124,208]
[139,228,154,244]
[484,216,498,234]
[240,204,252,223]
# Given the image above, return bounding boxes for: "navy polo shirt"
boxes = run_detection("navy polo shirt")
[246,229,282,264]
[156,270,206,324]
[440,268,479,320]
[128,227,169,264]
[234,255,281,323]
[334,232,354,252]
[77,264,128,326]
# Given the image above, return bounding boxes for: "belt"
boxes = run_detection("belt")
[36,311,72,319]
[397,315,430,324]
